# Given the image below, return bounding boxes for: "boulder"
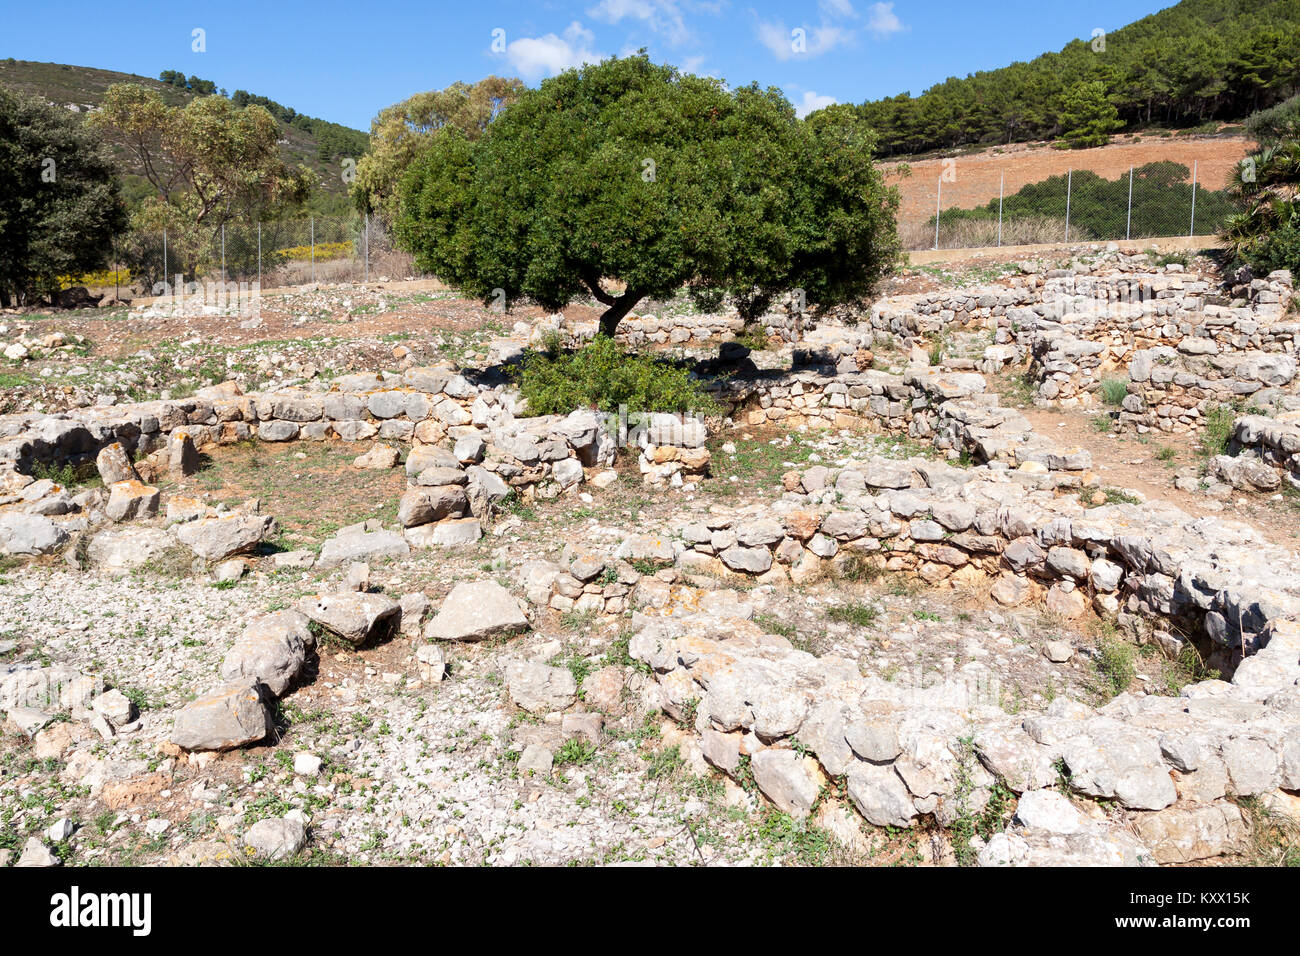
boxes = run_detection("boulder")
[299,592,400,647]
[316,529,410,568]
[95,442,139,485]
[0,513,69,555]
[176,514,271,561]
[105,480,160,521]
[846,762,916,828]
[170,681,272,751]
[505,660,577,713]
[750,750,822,818]
[425,581,529,642]
[397,485,468,527]
[86,527,176,573]
[220,609,314,696]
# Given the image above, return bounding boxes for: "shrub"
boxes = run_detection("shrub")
[1093,636,1137,698]
[512,336,719,416]
[1200,403,1238,458]
[1099,377,1129,406]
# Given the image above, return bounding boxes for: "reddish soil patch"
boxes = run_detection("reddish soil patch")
[884,134,1255,225]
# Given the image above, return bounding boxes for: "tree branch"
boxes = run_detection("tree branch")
[582,271,617,307]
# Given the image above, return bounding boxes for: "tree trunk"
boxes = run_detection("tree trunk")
[595,287,642,340]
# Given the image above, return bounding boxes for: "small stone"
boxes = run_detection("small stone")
[243,817,306,861]
[1043,640,1074,663]
[47,818,75,842]
[518,744,553,775]
[293,753,323,776]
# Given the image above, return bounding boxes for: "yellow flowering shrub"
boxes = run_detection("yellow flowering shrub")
[274,241,354,262]
[57,269,133,290]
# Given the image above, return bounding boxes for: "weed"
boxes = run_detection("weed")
[1092,636,1137,698]
[1199,403,1238,459]
[553,738,597,768]
[1099,377,1129,406]
[828,602,878,628]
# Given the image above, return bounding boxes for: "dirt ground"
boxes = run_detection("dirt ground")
[884,133,1255,223]
[1013,402,1300,550]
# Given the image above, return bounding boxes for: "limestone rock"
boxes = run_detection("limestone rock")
[425,581,529,642]
[220,609,314,696]
[506,660,577,713]
[171,681,272,752]
[299,592,400,647]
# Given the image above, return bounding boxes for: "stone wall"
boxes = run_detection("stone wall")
[863,258,1297,433]
[711,364,1094,478]
[1206,413,1300,492]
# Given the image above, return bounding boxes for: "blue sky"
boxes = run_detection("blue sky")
[2,0,1175,130]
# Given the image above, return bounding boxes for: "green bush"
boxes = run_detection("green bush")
[1200,403,1239,458]
[1093,636,1137,698]
[512,336,719,416]
[1099,377,1129,406]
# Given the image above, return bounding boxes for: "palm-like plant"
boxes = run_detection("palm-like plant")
[1222,140,1300,267]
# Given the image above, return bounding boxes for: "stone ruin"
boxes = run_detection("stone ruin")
[2,248,1299,867]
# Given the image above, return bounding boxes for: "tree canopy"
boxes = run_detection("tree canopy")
[91,84,314,276]
[0,88,126,306]
[396,55,900,337]
[1223,136,1300,276]
[351,76,524,218]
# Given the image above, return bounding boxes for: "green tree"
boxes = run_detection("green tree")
[396,56,899,338]
[91,84,314,277]
[352,77,524,218]
[1057,81,1123,149]
[0,88,127,306]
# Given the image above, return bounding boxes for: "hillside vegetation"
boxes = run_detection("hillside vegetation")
[857,0,1300,156]
[0,59,365,210]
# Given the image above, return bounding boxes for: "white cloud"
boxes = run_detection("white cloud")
[756,18,853,60]
[819,0,857,19]
[756,0,886,61]
[502,22,606,82]
[588,0,693,45]
[866,2,903,38]
[795,90,838,118]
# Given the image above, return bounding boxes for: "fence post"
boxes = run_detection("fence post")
[163,228,167,295]
[1189,160,1198,237]
[1065,169,1072,243]
[310,216,315,284]
[997,172,1004,248]
[257,222,262,289]
[1126,166,1134,241]
[221,223,226,281]
[934,179,941,251]
[364,212,370,283]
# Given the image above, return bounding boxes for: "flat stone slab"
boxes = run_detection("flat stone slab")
[424,581,529,642]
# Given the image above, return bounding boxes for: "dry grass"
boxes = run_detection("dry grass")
[265,248,421,287]
[901,215,1082,251]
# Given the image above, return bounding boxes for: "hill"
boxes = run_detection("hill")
[0,59,366,211]
[857,0,1300,157]
[884,132,1254,229]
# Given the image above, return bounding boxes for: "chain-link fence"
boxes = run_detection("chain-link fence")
[900,155,1243,252]
[106,214,414,296]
